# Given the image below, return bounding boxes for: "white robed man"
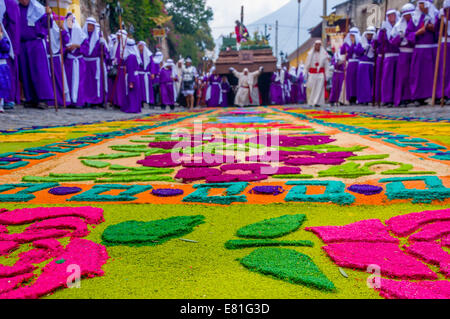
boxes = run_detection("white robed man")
[304,40,329,107]
[229,66,263,107]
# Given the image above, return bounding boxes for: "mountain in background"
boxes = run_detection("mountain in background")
[246,0,345,57]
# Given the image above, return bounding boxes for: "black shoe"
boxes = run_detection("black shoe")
[24,101,37,108]
[36,102,48,109]
[170,106,175,111]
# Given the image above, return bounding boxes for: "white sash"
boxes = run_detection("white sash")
[136,71,150,103]
[84,57,101,98]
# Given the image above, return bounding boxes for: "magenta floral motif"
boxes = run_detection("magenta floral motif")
[0,207,108,299]
[175,168,222,183]
[307,209,450,299]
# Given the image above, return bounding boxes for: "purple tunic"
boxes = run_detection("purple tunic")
[159,67,176,106]
[220,80,230,107]
[377,28,399,104]
[329,55,345,103]
[296,71,306,103]
[120,54,141,113]
[407,14,437,101]
[270,73,284,105]
[3,0,19,104]
[18,5,53,104]
[84,33,109,105]
[137,52,154,105]
[391,27,415,106]
[341,42,359,101]
[207,74,221,107]
[355,41,375,104]
[110,39,127,108]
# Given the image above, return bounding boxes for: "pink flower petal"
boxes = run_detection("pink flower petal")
[0,241,19,256]
[408,221,450,242]
[322,242,437,280]
[306,219,399,244]
[385,209,450,237]
[404,242,450,278]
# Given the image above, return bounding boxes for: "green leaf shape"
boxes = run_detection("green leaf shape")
[225,239,314,250]
[240,248,335,292]
[102,215,205,247]
[236,214,306,239]
[81,160,111,168]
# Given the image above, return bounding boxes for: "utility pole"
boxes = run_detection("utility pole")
[275,20,279,63]
[322,0,327,46]
[296,0,302,67]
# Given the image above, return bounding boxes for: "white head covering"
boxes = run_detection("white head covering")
[380,9,401,39]
[297,64,305,78]
[413,0,439,26]
[361,26,376,58]
[391,3,416,40]
[344,27,361,46]
[123,38,142,64]
[137,41,152,69]
[22,0,45,27]
[289,66,297,77]
[441,0,450,36]
[153,50,164,64]
[83,17,101,56]
[64,13,87,47]
[0,0,14,58]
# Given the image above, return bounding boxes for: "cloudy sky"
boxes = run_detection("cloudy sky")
[206,0,291,39]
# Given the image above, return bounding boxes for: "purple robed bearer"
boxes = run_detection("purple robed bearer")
[137,41,154,106]
[377,10,401,106]
[206,72,222,107]
[220,76,230,107]
[83,17,109,106]
[341,27,361,103]
[3,0,19,106]
[329,51,345,105]
[270,68,285,105]
[46,18,70,107]
[436,1,450,102]
[390,3,416,107]
[296,65,307,103]
[356,26,376,104]
[64,13,88,108]
[18,0,54,107]
[0,34,11,110]
[120,39,141,114]
[407,1,439,104]
[159,59,178,109]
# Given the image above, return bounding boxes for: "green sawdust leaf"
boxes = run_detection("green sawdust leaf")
[225,239,314,250]
[236,214,306,239]
[240,248,335,292]
[102,215,205,247]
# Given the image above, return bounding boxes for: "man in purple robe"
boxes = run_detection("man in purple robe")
[159,59,178,110]
[296,65,307,104]
[109,29,127,109]
[270,66,285,105]
[407,0,439,105]
[329,50,345,106]
[64,12,88,108]
[376,9,401,107]
[220,75,230,107]
[206,67,222,107]
[2,0,19,108]
[436,0,450,104]
[341,27,361,104]
[390,3,416,107]
[137,41,154,107]
[120,38,141,114]
[356,26,376,105]
[151,50,163,108]
[18,0,54,109]
[83,17,109,107]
